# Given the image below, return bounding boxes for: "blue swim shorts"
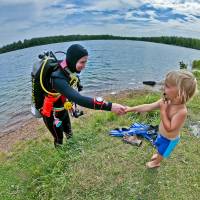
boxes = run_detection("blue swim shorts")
[154,134,180,158]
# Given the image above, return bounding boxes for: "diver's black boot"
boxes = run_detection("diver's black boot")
[54,139,63,148]
[64,123,73,139]
[65,131,73,139]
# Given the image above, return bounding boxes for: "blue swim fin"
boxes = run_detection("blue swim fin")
[109,127,130,137]
[130,122,149,129]
[109,123,149,137]
[109,123,158,145]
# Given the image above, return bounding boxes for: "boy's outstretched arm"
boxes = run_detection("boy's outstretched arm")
[160,101,187,132]
[125,99,161,113]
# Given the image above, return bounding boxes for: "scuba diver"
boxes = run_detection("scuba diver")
[32,44,125,147]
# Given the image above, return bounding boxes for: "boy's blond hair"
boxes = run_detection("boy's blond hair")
[165,70,197,103]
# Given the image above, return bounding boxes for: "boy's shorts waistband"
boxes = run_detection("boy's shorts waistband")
[157,133,180,141]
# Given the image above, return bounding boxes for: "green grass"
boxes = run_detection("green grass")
[192,60,200,70]
[0,79,200,200]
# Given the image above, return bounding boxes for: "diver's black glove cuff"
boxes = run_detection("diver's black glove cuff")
[102,102,112,111]
[78,84,83,92]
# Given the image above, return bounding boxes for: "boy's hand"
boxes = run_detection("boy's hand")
[160,99,170,112]
[125,106,132,113]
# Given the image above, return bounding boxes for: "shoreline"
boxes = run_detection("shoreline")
[0,88,161,153]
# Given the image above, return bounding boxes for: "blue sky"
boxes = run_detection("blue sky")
[0,0,200,47]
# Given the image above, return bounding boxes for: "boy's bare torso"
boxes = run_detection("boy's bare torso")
[159,103,187,139]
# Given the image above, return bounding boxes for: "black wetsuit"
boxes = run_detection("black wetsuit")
[42,68,112,146]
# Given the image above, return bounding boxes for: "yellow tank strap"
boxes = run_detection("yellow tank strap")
[70,75,79,88]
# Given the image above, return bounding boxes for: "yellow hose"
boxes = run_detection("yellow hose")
[40,57,60,96]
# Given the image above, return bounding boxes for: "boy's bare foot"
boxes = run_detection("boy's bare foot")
[151,154,158,161]
[146,160,160,169]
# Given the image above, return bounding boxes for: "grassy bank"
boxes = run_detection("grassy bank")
[0,77,200,200]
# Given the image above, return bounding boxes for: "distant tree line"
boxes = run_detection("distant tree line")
[1,34,200,54]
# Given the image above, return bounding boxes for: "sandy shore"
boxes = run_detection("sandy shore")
[0,118,43,152]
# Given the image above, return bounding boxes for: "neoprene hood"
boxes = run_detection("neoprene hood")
[66,44,88,73]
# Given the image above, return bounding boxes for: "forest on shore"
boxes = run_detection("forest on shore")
[1,34,200,54]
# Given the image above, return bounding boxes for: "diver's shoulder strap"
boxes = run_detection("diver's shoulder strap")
[59,59,67,69]
[58,60,79,88]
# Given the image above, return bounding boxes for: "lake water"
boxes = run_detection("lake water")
[0,40,200,134]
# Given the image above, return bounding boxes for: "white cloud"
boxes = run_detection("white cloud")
[86,0,125,11]
[0,0,55,5]
[142,0,200,16]
[124,11,150,21]
[84,0,142,12]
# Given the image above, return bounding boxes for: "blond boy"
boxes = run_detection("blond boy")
[126,70,197,168]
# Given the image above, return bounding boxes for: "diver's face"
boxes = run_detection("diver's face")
[76,56,88,72]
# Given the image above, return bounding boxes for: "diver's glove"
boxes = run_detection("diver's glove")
[73,109,84,118]
[77,83,83,92]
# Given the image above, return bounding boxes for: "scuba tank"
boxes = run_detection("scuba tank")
[31,60,43,118]
[31,51,58,118]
